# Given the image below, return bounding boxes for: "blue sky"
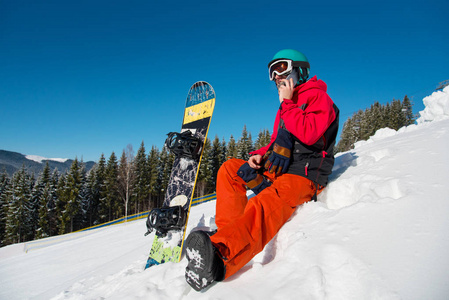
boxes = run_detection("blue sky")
[1,0,448,162]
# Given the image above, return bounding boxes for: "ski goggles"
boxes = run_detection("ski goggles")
[268,60,293,81]
[268,59,311,81]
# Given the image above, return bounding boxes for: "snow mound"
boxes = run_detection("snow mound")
[417,85,449,124]
[353,127,397,149]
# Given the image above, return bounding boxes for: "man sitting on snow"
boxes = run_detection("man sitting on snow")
[185,49,340,291]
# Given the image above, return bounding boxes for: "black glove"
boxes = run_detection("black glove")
[264,128,293,175]
[237,162,272,195]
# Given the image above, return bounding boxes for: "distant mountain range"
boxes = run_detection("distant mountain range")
[0,150,96,177]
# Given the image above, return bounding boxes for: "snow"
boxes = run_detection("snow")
[25,155,69,164]
[1,88,449,299]
[417,85,449,124]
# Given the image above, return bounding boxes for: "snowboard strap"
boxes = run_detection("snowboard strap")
[145,205,187,237]
[165,130,203,159]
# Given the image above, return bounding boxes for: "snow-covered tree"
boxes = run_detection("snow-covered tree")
[254,129,271,150]
[35,162,54,239]
[60,158,85,233]
[5,165,33,244]
[226,135,237,159]
[0,170,10,246]
[147,146,160,208]
[237,125,253,161]
[103,152,120,221]
[132,142,150,214]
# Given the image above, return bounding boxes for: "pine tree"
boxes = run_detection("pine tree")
[254,129,271,150]
[220,138,227,164]
[237,125,253,161]
[133,142,150,214]
[389,99,403,130]
[0,171,10,247]
[156,147,166,205]
[209,136,223,192]
[83,166,96,227]
[60,158,85,233]
[79,161,88,228]
[227,135,237,159]
[35,162,53,239]
[28,175,41,241]
[368,102,383,137]
[49,170,60,234]
[104,152,120,221]
[194,136,227,197]
[196,138,212,196]
[5,165,33,244]
[79,167,92,229]
[118,146,134,221]
[402,95,415,125]
[147,146,160,208]
[87,155,106,226]
[351,109,366,141]
[55,173,67,234]
[335,114,359,153]
[248,132,254,154]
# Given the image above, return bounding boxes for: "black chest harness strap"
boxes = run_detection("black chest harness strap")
[278,113,318,202]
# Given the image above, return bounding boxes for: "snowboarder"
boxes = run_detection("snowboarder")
[185,49,339,291]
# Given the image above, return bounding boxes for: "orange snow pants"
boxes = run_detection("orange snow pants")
[210,158,322,279]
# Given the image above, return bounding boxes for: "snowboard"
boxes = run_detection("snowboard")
[145,81,215,269]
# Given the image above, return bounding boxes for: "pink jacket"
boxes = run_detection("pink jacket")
[251,76,339,187]
[252,76,336,156]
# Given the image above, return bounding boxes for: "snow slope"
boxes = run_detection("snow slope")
[1,86,449,300]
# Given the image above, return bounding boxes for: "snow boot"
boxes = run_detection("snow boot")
[185,231,225,291]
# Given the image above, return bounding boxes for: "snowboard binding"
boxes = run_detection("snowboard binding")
[165,130,203,160]
[145,205,187,237]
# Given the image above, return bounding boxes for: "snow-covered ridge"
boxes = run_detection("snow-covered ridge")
[25,155,68,163]
[417,85,449,124]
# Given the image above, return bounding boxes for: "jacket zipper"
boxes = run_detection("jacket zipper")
[314,151,328,182]
[306,152,327,180]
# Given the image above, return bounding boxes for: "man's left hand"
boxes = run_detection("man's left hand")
[264,128,293,175]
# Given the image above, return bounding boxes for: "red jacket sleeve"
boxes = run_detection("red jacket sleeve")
[280,88,336,146]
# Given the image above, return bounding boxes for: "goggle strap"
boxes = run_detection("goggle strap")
[268,59,310,69]
[292,61,310,69]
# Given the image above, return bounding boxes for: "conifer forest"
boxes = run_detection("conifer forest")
[0,126,270,247]
[0,95,414,247]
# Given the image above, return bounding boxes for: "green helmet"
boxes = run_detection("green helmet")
[268,49,310,85]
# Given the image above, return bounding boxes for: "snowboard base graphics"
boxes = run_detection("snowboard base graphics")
[145,81,215,269]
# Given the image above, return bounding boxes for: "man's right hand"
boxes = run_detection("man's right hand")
[248,155,263,169]
[278,77,294,103]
